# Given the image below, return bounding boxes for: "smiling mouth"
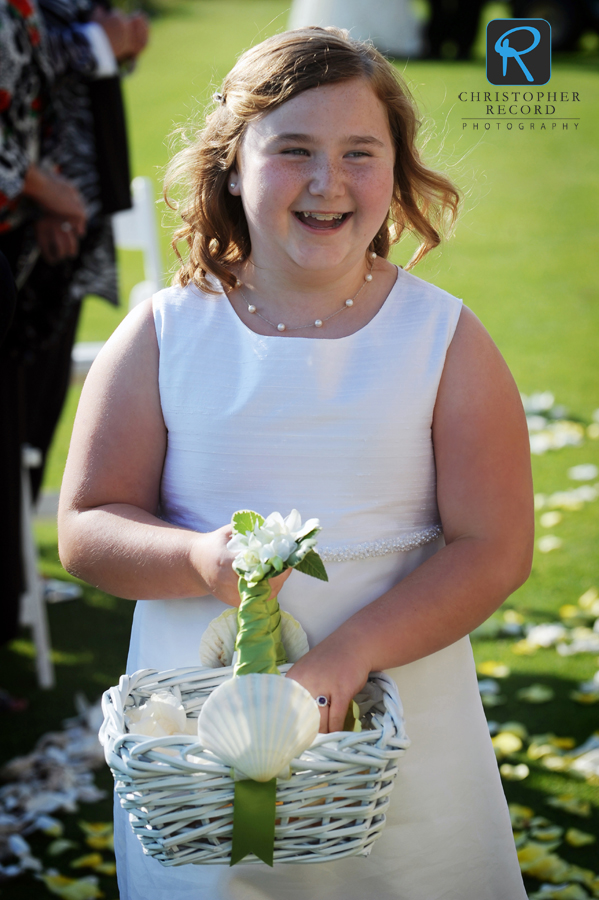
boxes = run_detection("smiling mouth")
[294,211,351,230]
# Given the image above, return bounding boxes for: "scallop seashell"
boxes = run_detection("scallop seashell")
[199,608,238,667]
[197,674,319,781]
[199,608,309,668]
[279,613,310,663]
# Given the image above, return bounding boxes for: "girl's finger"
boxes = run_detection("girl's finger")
[318,703,329,734]
[268,567,292,597]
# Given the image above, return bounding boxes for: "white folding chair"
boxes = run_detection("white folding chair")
[72,176,165,380]
[112,175,165,310]
[19,445,55,689]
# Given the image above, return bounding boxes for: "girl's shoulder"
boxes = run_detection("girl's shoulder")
[152,280,227,343]
[392,265,463,312]
[383,266,463,345]
[152,280,224,312]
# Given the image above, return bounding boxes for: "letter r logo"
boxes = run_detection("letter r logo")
[487,19,551,85]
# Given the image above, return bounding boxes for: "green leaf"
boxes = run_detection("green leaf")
[293,549,328,581]
[231,509,264,536]
[297,527,320,543]
[287,538,317,567]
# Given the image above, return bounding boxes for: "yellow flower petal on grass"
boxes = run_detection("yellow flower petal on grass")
[478,661,511,678]
[511,640,538,655]
[517,840,552,865]
[565,864,597,884]
[517,842,568,883]
[492,732,523,756]
[38,874,103,900]
[509,803,534,829]
[500,763,529,781]
[529,743,558,760]
[78,822,114,852]
[552,737,576,750]
[547,795,591,818]
[531,825,564,841]
[517,684,555,703]
[70,854,103,870]
[570,690,599,705]
[560,604,581,620]
[578,587,598,610]
[94,863,116,876]
[521,853,572,882]
[543,755,571,772]
[504,609,525,625]
[566,828,596,847]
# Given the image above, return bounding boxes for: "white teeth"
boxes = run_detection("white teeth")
[301,212,344,221]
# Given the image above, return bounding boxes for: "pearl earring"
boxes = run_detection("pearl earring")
[230,182,236,188]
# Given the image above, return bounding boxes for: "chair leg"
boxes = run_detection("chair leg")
[19,446,55,689]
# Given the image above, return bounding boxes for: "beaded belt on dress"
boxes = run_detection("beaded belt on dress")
[318,524,443,563]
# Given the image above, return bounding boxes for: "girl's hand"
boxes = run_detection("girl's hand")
[286,639,371,733]
[190,524,291,608]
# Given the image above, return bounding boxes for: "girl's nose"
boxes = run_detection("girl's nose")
[308,159,345,199]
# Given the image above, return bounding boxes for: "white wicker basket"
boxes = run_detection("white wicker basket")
[100,664,409,866]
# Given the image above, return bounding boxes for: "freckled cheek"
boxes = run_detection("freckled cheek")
[242,166,304,222]
[350,170,395,220]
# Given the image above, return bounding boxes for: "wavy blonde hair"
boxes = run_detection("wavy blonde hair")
[165,26,460,292]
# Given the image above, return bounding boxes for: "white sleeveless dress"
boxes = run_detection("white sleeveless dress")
[114,267,527,900]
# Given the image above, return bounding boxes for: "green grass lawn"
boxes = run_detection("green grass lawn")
[1,1,598,897]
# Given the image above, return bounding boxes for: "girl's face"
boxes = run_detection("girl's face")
[230,78,396,281]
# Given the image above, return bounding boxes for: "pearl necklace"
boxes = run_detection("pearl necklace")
[235,253,377,333]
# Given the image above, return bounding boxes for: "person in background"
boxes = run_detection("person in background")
[0,0,147,656]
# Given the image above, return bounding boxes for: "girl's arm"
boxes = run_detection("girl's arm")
[58,299,288,608]
[286,306,534,732]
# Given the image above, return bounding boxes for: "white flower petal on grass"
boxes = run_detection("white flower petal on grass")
[527,415,548,432]
[538,535,563,553]
[525,623,567,648]
[517,684,555,703]
[478,679,501,695]
[522,391,555,414]
[540,511,563,528]
[568,464,598,481]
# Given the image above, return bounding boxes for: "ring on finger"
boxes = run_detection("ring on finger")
[316,695,330,708]
[60,221,73,232]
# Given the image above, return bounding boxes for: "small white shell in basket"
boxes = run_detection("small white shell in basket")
[199,608,309,668]
[197,674,319,782]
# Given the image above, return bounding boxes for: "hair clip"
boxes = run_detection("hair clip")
[213,91,225,105]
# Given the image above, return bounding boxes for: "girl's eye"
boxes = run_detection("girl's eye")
[282,148,309,156]
[346,151,370,158]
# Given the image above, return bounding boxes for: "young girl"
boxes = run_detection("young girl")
[58,26,533,900]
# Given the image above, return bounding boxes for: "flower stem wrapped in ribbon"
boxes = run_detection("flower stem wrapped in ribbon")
[227,509,328,675]
[197,510,328,867]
